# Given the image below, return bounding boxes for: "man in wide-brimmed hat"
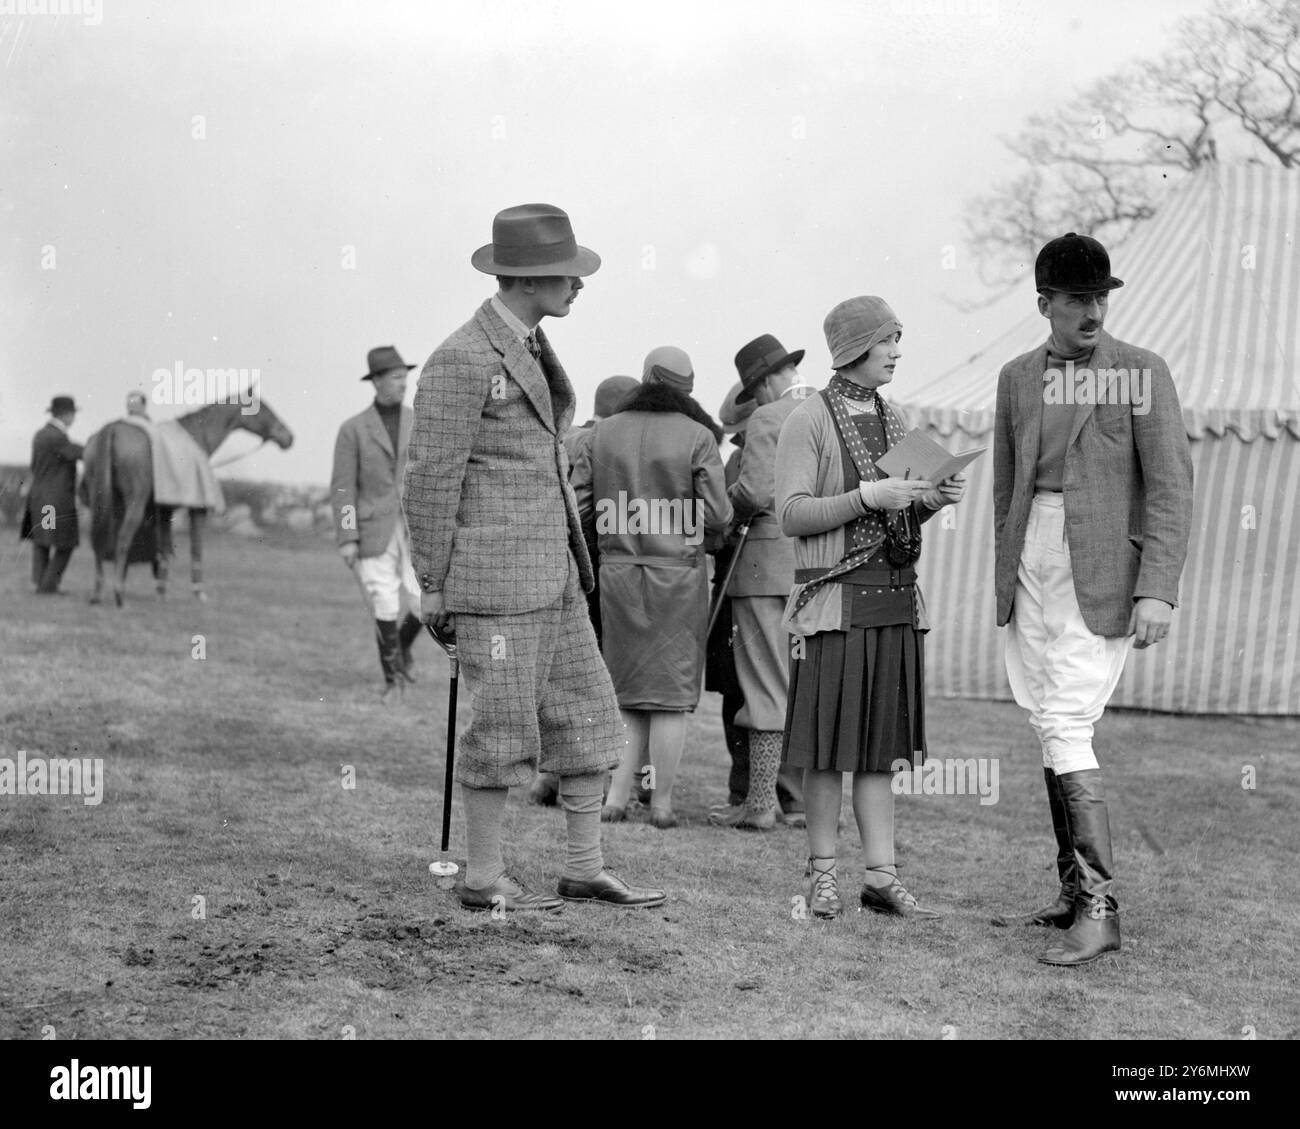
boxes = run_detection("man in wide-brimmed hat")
[404,203,664,911]
[711,335,810,831]
[21,396,84,595]
[331,345,423,697]
[990,233,1192,965]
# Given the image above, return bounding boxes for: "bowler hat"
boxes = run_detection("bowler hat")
[47,395,77,414]
[734,334,805,404]
[1035,232,1124,294]
[362,345,415,382]
[471,203,601,278]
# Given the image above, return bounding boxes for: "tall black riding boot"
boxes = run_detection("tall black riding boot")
[1038,769,1121,966]
[992,767,1076,928]
[397,612,422,681]
[375,619,404,697]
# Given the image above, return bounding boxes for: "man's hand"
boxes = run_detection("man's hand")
[1129,597,1173,649]
[339,543,359,569]
[922,472,967,509]
[860,477,933,512]
[421,589,454,637]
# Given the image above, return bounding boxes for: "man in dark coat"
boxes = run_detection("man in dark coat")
[21,396,84,594]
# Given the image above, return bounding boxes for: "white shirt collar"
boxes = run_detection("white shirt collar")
[779,383,809,401]
[490,294,534,344]
[49,416,69,433]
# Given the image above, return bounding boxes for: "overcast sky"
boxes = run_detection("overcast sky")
[2,0,1214,483]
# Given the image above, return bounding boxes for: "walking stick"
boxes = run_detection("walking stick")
[705,521,750,639]
[425,621,460,885]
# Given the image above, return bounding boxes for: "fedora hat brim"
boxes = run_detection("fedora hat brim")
[736,347,805,403]
[361,364,415,381]
[470,244,601,278]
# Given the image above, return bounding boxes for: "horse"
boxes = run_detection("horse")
[81,397,294,606]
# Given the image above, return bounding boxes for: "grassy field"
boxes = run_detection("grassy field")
[1,529,1297,1040]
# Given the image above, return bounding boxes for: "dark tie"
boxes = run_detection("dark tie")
[525,332,541,360]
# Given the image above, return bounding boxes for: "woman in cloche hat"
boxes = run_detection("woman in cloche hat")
[774,297,966,920]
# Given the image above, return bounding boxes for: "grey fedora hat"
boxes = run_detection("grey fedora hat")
[471,203,601,277]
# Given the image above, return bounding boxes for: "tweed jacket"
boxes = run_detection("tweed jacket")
[21,421,84,550]
[726,390,803,598]
[403,299,593,615]
[993,329,1194,637]
[330,402,413,558]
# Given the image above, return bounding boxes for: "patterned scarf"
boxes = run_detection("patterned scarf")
[791,375,914,615]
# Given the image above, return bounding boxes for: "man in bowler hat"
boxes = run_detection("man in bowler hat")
[21,396,84,595]
[991,232,1193,965]
[331,346,423,697]
[404,203,664,911]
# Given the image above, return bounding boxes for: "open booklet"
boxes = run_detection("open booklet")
[875,428,986,484]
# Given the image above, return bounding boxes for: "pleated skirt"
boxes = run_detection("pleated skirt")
[782,624,926,774]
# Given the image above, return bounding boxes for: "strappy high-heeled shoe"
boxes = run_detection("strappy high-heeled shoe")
[807,857,842,920]
[859,864,940,919]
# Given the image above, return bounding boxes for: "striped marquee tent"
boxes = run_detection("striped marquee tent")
[899,164,1300,715]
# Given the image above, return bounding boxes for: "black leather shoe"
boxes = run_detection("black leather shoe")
[859,867,941,919]
[557,870,666,908]
[458,873,564,913]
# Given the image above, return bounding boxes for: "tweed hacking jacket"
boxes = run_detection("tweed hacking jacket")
[726,390,803,599]
[330,402,413,559]
[403,299,593,615]
[993,329,1194,637]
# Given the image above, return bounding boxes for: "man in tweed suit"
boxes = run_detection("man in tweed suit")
[991,232,1193,965]
[403,203,664,912]
[331,345,423,697]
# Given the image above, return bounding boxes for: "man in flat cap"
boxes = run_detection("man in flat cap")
[332,346,423,698]
[711,337,810,831]
[991,232,1193,965]
[21,396,84,595]
[404,203,664,911]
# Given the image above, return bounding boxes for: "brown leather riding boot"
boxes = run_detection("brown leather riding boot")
[992,767,1077,928]
[1038,769,1121,966]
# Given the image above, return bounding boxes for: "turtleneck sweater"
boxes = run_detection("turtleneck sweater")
[1036,337,1095,493]
[374,398,402,457]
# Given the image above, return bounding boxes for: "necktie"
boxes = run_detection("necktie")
[525,332,541,361]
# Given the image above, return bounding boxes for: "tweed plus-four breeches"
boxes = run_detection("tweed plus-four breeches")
[452,555,623,789]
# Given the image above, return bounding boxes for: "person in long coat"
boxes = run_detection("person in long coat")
[21,396,84,594]
[572,347,732,828]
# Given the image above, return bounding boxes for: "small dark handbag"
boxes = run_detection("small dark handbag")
[877,396,922,567]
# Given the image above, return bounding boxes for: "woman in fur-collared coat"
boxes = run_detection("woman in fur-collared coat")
[571,347,732,827]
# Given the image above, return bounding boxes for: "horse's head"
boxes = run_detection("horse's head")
[237,395,294,450]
